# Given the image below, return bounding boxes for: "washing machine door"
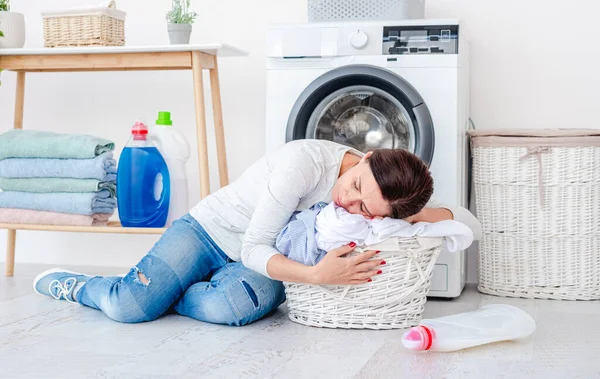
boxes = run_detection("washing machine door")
[286,65,434,165]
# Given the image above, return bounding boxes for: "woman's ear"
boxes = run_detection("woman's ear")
[360,151,373,163]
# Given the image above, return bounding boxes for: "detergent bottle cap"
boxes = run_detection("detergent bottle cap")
[401,325,434,351]
[131,120,149,140]
[156,111,173,126]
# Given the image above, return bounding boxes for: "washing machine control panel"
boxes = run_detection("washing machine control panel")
[382,25,458,55]
[266,22,460,59]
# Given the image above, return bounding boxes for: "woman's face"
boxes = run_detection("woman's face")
[331,153,391,218]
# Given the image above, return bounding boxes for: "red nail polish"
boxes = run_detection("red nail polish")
[349,242,356,248]
[381,260,386,265]
[367,279,372,282]
[377,270,382,275]
[375,250,381,254]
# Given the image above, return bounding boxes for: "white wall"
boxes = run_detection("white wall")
[2,0,599,283]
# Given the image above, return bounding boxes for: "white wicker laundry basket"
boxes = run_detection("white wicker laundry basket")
[284,237,443,329]
[468,129,600,300]
[41,0,125,48]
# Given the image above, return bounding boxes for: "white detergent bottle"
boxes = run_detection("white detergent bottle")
[150,111,191,227]
[401,304,536,352]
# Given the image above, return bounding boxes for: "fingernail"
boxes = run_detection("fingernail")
[375,250,381,254]
[349,242,356,248]
[367,279,372,282]
[377,270,382,275]
[381,260,386,265]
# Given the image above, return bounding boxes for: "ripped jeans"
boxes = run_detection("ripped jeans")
[76,214,286,326]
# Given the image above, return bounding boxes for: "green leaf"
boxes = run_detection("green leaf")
[0,0,9,12]
[166,0,197,24]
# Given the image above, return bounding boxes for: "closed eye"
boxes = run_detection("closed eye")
[356,178,373,217]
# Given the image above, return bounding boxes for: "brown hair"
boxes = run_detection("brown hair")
[368,149,434,219]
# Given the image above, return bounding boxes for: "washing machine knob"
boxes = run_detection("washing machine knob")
[350,30,369,49]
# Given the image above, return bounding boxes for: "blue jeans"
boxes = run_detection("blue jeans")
[76,214,286,326]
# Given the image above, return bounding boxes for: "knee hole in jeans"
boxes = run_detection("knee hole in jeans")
[133,267,150,286]
[241,280,259,308]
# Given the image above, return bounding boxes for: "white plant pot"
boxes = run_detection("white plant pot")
[0,11,26,49]
[167,23,192,45]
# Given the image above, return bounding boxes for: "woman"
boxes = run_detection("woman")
[34,139,481,326]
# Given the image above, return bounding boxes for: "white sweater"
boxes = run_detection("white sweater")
[190,139,482,278]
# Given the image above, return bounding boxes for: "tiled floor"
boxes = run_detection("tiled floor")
[1,263,599,379]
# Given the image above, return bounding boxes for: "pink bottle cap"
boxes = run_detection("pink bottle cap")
[401,325,434,351]
[131,120,148,140]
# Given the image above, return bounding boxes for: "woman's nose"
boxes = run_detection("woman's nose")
[343,192,361,206]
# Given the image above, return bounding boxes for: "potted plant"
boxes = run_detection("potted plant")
[166,0,197,45]
[0,0,26,49]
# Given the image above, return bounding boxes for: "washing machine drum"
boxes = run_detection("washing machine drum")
[286,65,435,165]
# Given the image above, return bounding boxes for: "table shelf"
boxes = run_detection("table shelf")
[0,221,166,234]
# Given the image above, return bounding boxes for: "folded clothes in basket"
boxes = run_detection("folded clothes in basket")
[276,202,474,266]
[0,190,116,215]
[0,208,112,227]
[0,177,116,197]
[0,130,114,160]
[0,152,116,181]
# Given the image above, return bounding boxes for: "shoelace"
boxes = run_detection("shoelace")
[49,277,77,304]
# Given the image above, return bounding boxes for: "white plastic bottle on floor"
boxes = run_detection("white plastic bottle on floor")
[401,304,536,352]
[150,111,191,227]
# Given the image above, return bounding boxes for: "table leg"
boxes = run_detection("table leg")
[191,52,211,199]
[14,72,26,129]
[5,71,26,276]
[5,230,16,277]
[209,58,229,187]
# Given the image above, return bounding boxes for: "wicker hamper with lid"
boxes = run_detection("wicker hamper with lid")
[284,237,443,329]
[42,0,125,48]
[468,129,600,300]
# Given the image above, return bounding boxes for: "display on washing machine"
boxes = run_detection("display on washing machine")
[382,25,458,55]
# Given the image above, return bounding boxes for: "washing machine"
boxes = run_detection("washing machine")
[265,19,470,298]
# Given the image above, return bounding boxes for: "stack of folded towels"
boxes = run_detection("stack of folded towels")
[0,130,118,226]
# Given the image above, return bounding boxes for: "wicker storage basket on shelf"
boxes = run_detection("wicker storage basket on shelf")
[468,129,600,300]
[284,237,443,329]
[42,0,125,48]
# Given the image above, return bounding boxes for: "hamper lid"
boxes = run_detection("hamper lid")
[468,128,600,148]
[41,0,126,20]
[467,128,600,138]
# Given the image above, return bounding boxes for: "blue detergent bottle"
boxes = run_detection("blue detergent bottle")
[117,120,170,227]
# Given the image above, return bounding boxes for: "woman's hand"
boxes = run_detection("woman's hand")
[309,243,384,285]
[403,212,420,223]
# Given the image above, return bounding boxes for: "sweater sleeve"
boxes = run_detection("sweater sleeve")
[241,150,321,278]
[426,197,483,241]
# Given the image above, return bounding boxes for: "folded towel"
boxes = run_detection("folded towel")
[0,152,116,181]
[0,208,112,227]
[0,190,117,215]
[0,130,114,160]
[0,177,116,197]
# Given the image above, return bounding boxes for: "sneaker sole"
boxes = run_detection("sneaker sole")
[32,268,85,296]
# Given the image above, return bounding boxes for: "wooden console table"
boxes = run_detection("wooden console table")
[0,44,247,276]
